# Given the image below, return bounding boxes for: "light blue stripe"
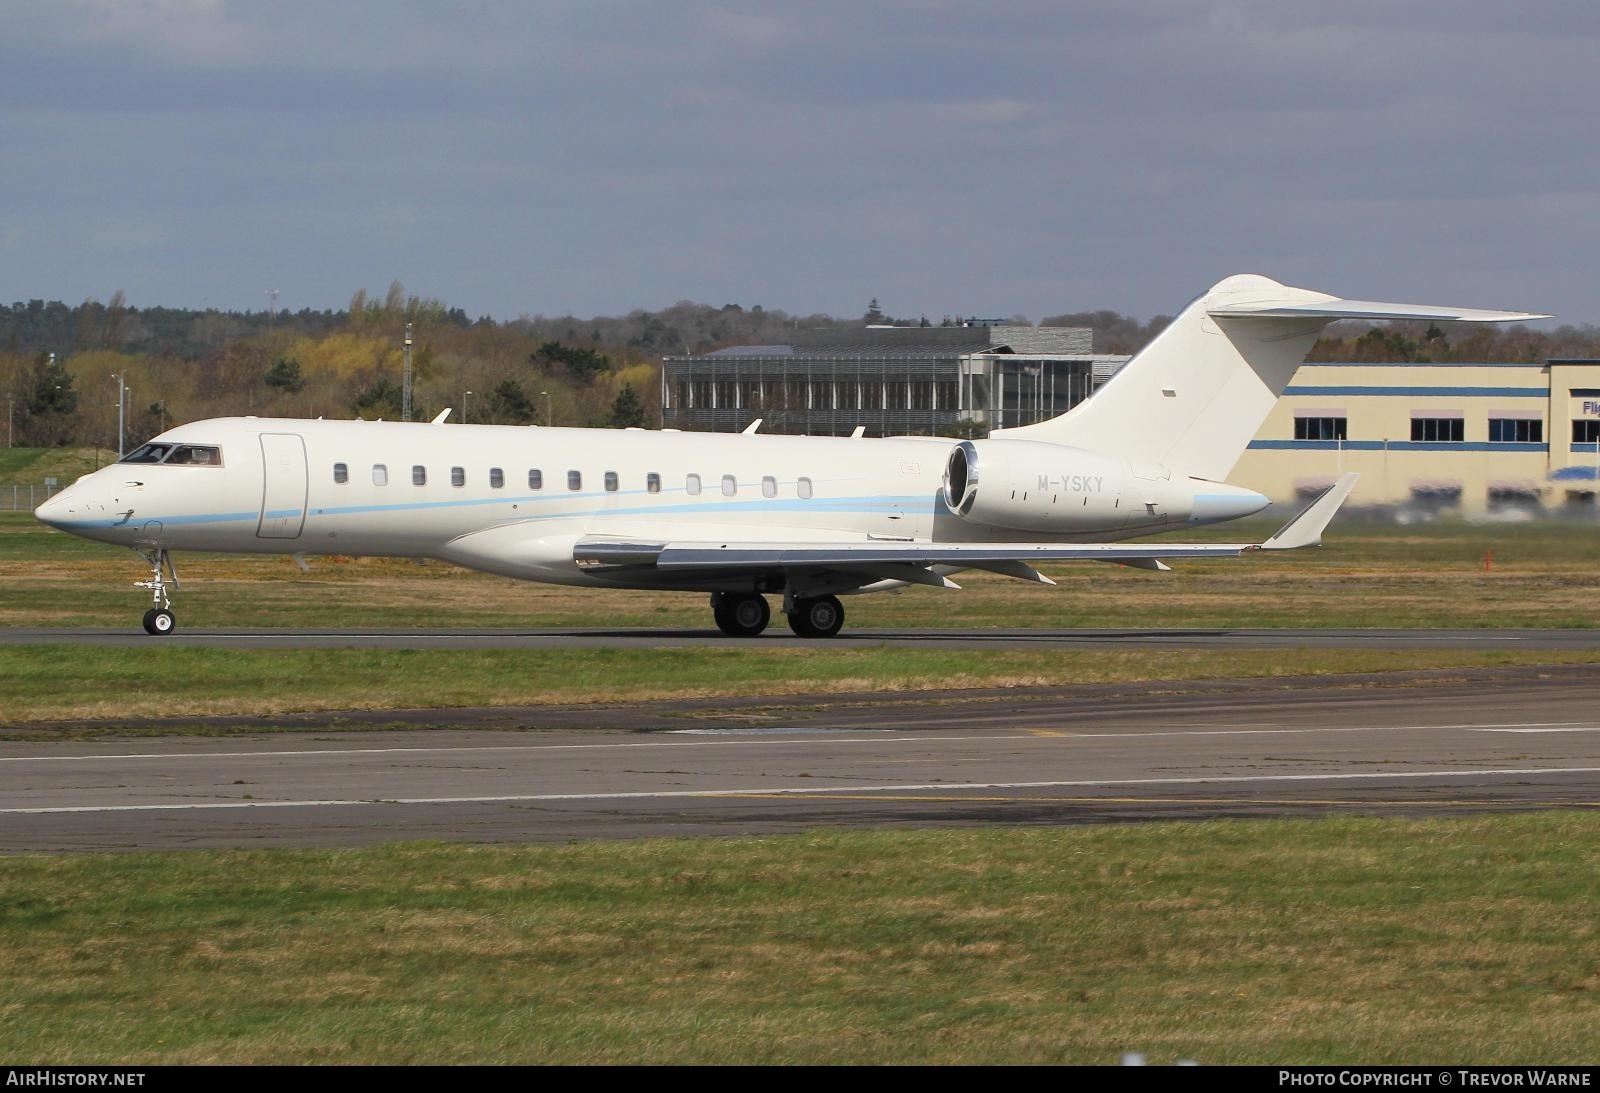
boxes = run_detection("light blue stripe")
[1283,386,1547,397]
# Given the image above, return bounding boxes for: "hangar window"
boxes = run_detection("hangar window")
[451,466,465,487]
[1293,416,1347,441]
[528,469,543,490]
[646,472,661,494]
[412,465,427,486]
[567,470,582,491]
[762,475,777,498]
[721,474,737,497]
[372,464,388,486]
[797,477,813,499]
[489,468,504,489]
[1574,420,1600,444]
[604,471,619,492]
[686,473,701,496]
[1489,419,1542,443]
[1410,418,1464,443]
[333,463,348,484]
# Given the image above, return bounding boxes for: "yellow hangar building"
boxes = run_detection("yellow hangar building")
[1232,358,1600,518]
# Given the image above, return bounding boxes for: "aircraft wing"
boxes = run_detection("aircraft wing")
[575,474,1359,586]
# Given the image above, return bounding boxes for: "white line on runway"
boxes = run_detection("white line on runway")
[1471,727,1600,733]
[2,721,1594,764]
[5,766,1599,815]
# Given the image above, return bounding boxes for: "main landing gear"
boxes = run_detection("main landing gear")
[135,549,179,635]
[711,592,770,638]
[786,594,845,639]
[708,592,846,638]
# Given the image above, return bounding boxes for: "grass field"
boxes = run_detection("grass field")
[5,511,1600,632]
[2,815,1596,1065]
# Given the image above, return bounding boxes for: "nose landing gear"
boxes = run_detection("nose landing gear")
[135,549,179,635]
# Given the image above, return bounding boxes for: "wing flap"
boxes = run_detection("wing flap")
[1209,300,1548,323]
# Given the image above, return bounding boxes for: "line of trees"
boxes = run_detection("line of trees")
[5,282,1599,450]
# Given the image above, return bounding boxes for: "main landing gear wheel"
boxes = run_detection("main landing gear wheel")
[711,593,771,638]
[142,608,176,635]
[787,595,845,638]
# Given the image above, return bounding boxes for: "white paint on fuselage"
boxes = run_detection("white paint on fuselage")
[35,416,1266,591]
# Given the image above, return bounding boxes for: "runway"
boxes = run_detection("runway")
[3,665,1598,852]
[5,626,1600,650]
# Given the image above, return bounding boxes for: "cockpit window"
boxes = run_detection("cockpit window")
[166,445,222,466]
[118,443,222,466]
[120,443,174,464]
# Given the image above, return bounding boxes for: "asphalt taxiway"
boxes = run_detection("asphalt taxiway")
[3,664,1597,852]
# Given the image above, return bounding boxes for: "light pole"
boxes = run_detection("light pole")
[540,390,552,427]
[112,373,128,457]
[6,393,12,447]
[402,323,413,422]
[463,390,472,424]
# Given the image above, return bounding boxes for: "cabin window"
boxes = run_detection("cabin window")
[333,463,348,484]
[452,466,465,488]
[412,465,427,486]
[686,473,701,496]
[490,468,504,489]
[529,469,543,490]
[567,470,582,491]
[721,474,736,497]
[762,475,777,498]
[604,471,619,492]
[373,464,389,486]
[647,472,661,494]
[797,477,813,499]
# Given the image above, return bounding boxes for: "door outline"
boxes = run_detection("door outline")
[257,433,308,540]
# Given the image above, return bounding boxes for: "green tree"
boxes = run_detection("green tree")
[18,352,78,446]
[263,357,305,393]
[352,376,403,419]
[606,383,648,428]
[532,341,611,381]
[487,379,536,424]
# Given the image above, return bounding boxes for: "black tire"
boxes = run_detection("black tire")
[143,608,176,636]
[787,595,844,638]
[713,593,770,638]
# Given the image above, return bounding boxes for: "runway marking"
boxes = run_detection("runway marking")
[1471,727,1600,734]
[2,720,1589,764]
[5,766,1600,815]
[712,794,1600,808]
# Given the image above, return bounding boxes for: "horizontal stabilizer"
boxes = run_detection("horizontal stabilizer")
[1209,300,1548,324]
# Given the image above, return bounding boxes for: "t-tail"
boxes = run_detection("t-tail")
[993,273,1546,482]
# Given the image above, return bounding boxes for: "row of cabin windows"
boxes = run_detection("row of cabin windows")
[331,463,814,499]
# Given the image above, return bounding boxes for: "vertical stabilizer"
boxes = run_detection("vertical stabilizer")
[992,274,1544,482]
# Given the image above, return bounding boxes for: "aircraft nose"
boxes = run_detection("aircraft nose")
[34,491,70,528]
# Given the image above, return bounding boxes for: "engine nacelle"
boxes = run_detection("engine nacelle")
[943,439,1138,532]
[941,439,1265,533]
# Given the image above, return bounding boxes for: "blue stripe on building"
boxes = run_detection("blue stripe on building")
[1282,386,1547,397]
[1249,441,1548,453]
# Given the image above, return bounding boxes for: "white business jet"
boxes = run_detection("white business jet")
[35,274,1542,637]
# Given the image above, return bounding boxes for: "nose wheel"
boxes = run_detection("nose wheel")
[134,549,179,636]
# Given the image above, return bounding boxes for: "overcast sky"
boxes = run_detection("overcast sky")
[2,1,1595,324]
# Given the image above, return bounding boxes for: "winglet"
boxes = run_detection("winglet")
[432,408,452,424]
[743,418,763,435]
[1257,472,1360,551]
